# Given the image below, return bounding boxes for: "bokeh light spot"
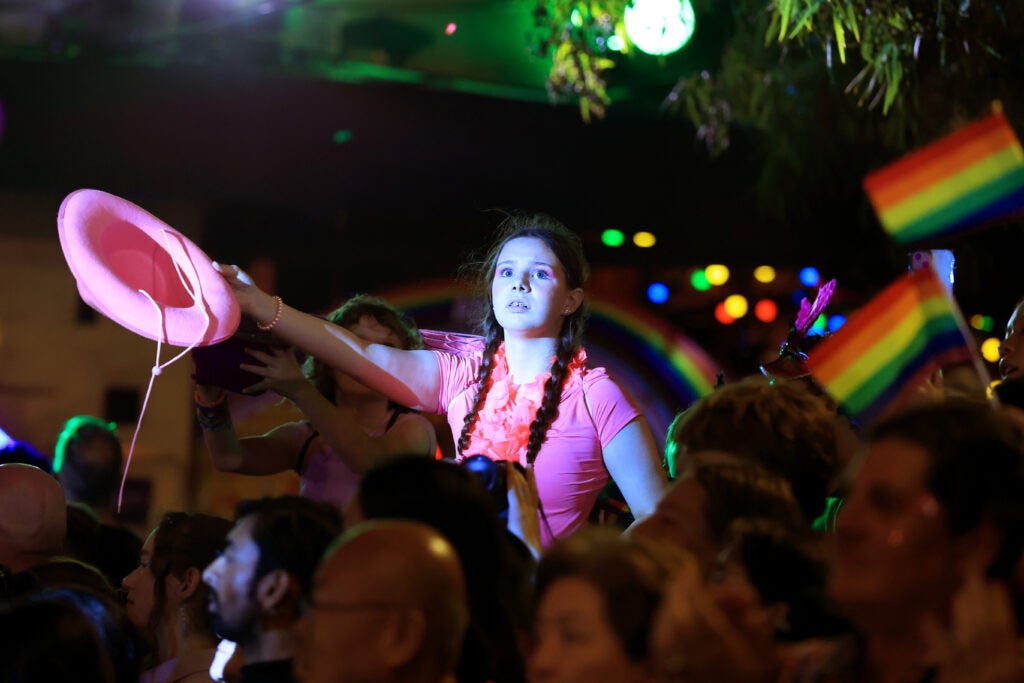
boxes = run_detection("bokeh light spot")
[799,267,820,288]
[647,282,670,304]
[633,231,657,248]
[690,269,711,291]
[753,265,776,283]
[705,264,729,286]
[754,299,777,322]
[724,294,748,319]
[981,337,1002,363]
[601,229,625,247]
[714,301,735,325]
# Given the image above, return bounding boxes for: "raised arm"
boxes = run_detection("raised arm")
[602,417,670,522]
[241,347,436,473]
[214,263,440,410]
[195,383,307,475]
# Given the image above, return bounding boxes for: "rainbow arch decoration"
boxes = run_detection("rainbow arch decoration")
[374,279,722,444]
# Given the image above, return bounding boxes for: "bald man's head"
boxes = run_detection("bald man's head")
[296,520,468,683]
[0,463,67,572]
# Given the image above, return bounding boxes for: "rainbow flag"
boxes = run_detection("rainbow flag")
[863,110,1024,244]
[806,267,978,425]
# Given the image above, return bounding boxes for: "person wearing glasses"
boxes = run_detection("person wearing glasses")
[294,519,468,683]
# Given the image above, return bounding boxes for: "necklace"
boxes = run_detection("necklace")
[463,342,586,463]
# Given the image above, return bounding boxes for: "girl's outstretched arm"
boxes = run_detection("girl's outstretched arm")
[214,262,441,410]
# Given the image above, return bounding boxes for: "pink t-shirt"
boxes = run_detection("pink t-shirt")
[292,412,437,510]
[432,349,641,545]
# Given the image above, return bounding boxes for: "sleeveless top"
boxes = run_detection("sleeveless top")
[294,410,437,510]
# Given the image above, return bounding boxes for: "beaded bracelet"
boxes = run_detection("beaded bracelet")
[194,389,226,408]
[257,296,283,332]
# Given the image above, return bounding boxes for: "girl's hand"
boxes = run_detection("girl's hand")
[239,347,312,401]
[506,464,542,559]
[212,262,278,322]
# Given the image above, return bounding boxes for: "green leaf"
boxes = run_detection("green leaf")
[766,9,782,47]
[778,0,793,41]
[833,13,847,64]
[785,2,820,41]
[844,2,860,43]
[883,59,902,113]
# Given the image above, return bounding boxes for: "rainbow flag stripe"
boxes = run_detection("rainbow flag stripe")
[806,267,975,425]
[863,111,1024,244]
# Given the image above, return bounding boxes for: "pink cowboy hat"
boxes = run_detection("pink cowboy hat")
[58,189,240,347]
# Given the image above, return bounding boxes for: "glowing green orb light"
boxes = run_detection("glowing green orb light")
[624,0,696,56]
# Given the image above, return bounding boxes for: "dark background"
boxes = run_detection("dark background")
[1,0,1021,379]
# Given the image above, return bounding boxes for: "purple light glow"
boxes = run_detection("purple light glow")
[0,426,14,449]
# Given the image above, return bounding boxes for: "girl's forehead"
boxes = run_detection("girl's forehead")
[498,236,557,261]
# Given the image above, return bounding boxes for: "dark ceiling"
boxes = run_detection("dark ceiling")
[0,0,772,298]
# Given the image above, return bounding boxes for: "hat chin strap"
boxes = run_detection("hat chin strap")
[117,229,211,513]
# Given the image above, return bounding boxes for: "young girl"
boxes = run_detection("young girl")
[215,213,668,545]
[195,295,438,510]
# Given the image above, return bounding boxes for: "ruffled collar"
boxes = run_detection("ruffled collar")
[463,342,587,464]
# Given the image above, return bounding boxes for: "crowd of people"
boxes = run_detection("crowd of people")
[3,212,1024,683]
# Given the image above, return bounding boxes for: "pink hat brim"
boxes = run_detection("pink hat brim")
[58,189,240,347]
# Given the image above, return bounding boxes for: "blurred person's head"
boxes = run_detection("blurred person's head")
[830,399,1024,629]
[0,593,117,683]
[711,518,846,641]
[65,502,142,590]
[0,463,66,572]
[666,374,840,522]
[528,527,684,683]
[349,455,532,683]
[21,555,115,598]
[630,461,805,570]
[25,585,140,683]
[295,519,469,683]
[53,416,122,511]
[649,546,779,683]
